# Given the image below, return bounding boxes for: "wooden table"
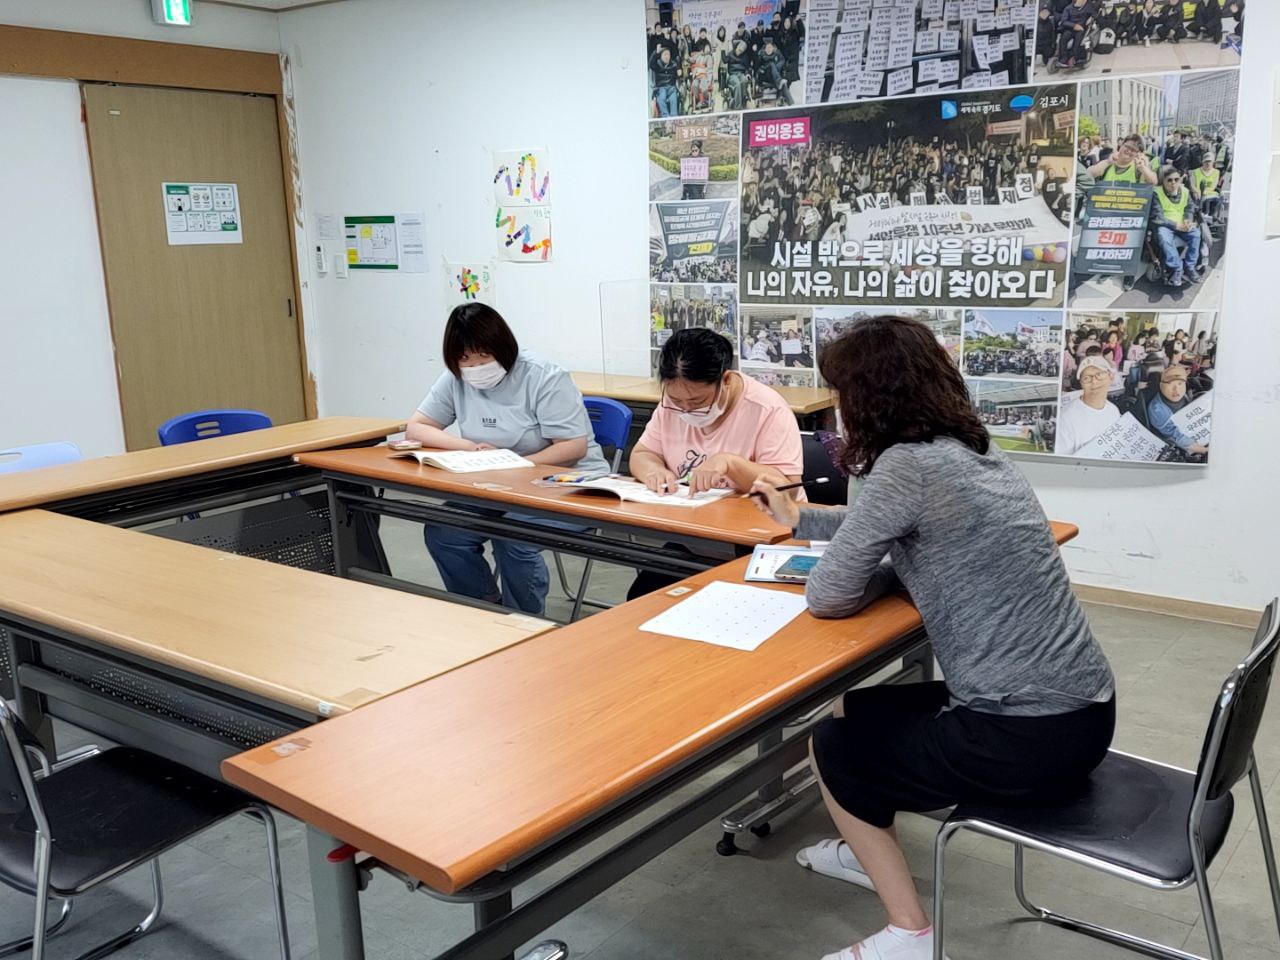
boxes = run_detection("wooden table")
[295,446,792,616]
[0,416,405,520]
[0,508,554,960]
[224,520,1077,960]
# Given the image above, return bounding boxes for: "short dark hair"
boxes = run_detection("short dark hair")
[818,315,988,477]
[441,303,519,378]
[1120,134,1143,151]
[657,328,733,384]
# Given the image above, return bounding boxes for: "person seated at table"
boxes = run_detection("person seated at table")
[405,303,609,615]
[749,315,1115,960]
[1150,165,1202,288]
[626,327,802,599]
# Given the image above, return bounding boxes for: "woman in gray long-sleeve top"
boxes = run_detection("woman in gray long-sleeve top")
[751,316,1115,960]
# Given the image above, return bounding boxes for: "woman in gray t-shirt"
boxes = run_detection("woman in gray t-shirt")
[751,315,1115,960]
[407,303,607,615]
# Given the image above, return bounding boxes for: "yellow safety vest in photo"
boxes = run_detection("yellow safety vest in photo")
[1156,187,1189,224]
[1192,167,1220,199]
[1102,163,1139,183]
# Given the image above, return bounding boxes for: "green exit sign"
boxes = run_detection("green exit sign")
[151,0,193,26]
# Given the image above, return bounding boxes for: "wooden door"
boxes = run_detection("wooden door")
[83,83,306,450]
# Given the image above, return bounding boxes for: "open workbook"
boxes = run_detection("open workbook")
[389,448,534,473]
[541,474,733,508]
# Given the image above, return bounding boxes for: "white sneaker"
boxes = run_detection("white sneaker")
[821,925,939,960]
[796,838,875,891]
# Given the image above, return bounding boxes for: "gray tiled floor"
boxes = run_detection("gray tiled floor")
[3,520,1278,959]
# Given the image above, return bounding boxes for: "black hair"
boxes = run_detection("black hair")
[657,328,733,384]
[441,303,519,378]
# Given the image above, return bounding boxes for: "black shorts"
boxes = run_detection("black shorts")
[811,681,1115,828]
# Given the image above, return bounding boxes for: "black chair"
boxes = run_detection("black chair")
[932,600,1280,960]
[0,701,291,960]
[801,431,848,506]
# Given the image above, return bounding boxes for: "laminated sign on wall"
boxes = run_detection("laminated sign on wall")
[640,0,1245,466]
[162,182,242,246]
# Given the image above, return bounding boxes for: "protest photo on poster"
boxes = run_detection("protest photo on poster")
[492,149,550,206]
[962,309,1063,379]
[649,115,741,201]
[965,377,1058,454]
[645,0,808,118]
[816,308,960,385]
[1069,71,1236,310]
[1059,310,1217,463]
[806,0,1036,106]
[1034,0,1242,80]
[744,368,818,389]
[739,86,1076,308]
[649,284,738,380]
[739,306,815,370]
[651,198,738,282]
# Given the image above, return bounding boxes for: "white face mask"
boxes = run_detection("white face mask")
[675,392,726,429]
[460,360,506,390]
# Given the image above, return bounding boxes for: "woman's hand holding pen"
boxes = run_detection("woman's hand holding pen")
[642,466,679,495]
[749,478,801,529]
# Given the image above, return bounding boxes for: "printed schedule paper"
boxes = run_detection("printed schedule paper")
[639,581,809,652]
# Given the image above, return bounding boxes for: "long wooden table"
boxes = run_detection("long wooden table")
[0,417,405,519]
[0,508,556,960]
[224,521,1078,960]
[295,446,792,617]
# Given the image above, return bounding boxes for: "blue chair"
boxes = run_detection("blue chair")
[0,442,82,475]
[157,409,273,446]
[554,397,634,621]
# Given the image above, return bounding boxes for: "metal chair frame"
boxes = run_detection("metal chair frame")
[932,602,1280,960]
[0,703,291,960]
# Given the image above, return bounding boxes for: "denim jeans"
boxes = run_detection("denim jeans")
[1155,224,1201,278]
[655,85,678,116]
[425,511,587,616]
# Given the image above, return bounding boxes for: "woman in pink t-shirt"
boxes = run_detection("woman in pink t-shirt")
[626,328,803,598]
[631,328,804,495]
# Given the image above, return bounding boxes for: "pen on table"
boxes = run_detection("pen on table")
[740,477,830,500]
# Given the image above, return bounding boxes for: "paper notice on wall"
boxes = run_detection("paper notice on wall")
[962,71,993,89]
[496,205,552,262]
[939,28,961,51]
[1076,414,1166,461]
[1169,392,1214,446]
[923,0,945,17]
[887,66,914,97]
[317,213,339,242]
[445,259,496,306]
[492,149,550,206]
[916,29,940,54]
[888,11,915,69]
[162,182,242,246]
[938,58,961,82]
[397,212,426,273]
[344,215,398,269]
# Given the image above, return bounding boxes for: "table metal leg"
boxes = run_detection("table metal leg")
[474,891,515,960]
[903,641,935,682]
[306,827,365,960]
[5,628,55,754]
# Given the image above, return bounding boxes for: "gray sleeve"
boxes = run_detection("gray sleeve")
[803,447,921,619]
[417,371,457,427]
[794,506,849,541]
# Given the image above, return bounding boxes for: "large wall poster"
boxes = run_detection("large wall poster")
[640,0,1240,464]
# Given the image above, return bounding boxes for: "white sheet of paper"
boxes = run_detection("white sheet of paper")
[916,29,940,53]
[976,12,996,30]
[991,69,1011,87]
[918,58,941,83]
[397,211,426,273]
[638,581,810,652]
[939,28,961,51]
[999,30,1020,52]
[938,58,961,82]
[959,0,979,18]
[963,71,993,89]
[923,0,945,17]
[858,72,885,97]
[888,65,914,96]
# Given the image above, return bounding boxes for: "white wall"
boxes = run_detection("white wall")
[1021,6,1278,613]
[0,77,125,459]
[0,0,280,51]
[278,0,649,418]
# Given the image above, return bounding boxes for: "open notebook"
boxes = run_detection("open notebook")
[541,474,732,509]
[390,448,533,473]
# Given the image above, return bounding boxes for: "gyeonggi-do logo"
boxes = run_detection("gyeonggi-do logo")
[1009,94,1036,114]
[940,100,958,120]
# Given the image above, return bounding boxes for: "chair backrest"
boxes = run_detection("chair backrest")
[583,397,633,473]
[157,409,273,446]
[0,441,82,475]
[1194,599,1280,804]
[801,431,849,506]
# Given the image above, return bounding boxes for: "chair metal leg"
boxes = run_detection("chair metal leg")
[517,942,569,960]
[1191,834,1225,960]
[1248,758,1280,944]
[1012,842,1207,960]
[248,805,294,960]
[553,553,579,602]
[0,900,72,958]
[72,860,164,960]
[569,559,593,622]
[931,819,964,960]
[31,834,53,960]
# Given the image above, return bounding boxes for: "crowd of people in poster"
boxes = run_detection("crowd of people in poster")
[644,0,1241,464]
